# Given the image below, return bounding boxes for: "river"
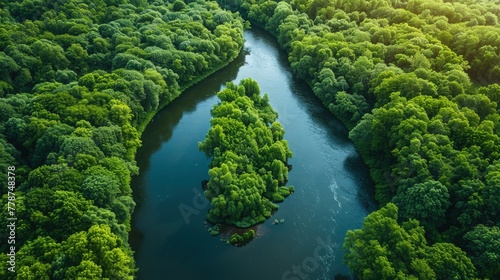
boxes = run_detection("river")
[129,27,376,280]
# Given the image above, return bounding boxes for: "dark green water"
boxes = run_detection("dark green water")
[130,28,375,280]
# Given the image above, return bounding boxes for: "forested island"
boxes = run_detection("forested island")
[1,0,499,279]
[199,78,294,229]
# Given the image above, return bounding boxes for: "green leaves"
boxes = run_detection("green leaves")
[393,180,450,229]
[31,39,70,70]
[344,203,477,279]
[82,174,120,208]
[218,0,500,278]
[0,0,246,278]
[464,225,500,279]
[200,79,294,227]
[425,243,476,280]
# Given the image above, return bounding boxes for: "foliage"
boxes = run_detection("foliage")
[0,0,245,278]
[464,225,500,279]
[343,203,477,280]
[0,225,135,280]
[199,78,294,227]
[229,229,255,245]
[216,0,500,278]
[393,180,450,230]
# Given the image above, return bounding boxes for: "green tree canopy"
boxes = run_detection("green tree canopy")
[344,203,477,279]
[199,79,293,228]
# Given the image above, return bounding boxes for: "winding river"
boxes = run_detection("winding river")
[130,27,376,280]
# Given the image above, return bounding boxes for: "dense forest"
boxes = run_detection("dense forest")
[0,0,244,278]
[216,0,499,279]
[199,78,294,228]
[1,0,499,279]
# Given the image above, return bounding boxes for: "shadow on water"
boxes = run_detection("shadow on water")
[344,153,377,211]
[129,49,246,251]
[252,26,354,148]
[288,77,354,146]
[134,50,246,170]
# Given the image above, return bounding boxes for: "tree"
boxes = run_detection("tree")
[266,2,294,35]
[330,91,370,129]
[374,73,437,107]
[172,0,187,12]
[308,0,335,19]
[344,203,477,279]
[32,124,74,166]
[344,203,427,279]
[393,180,450,229]
[8,236,60,279]
[27,163,83,192]
[82,174,120,208]
[48,191,93,241]
[82,205,128,242]
[61,224,134,279]
[0,51,20,89]
[464,225,500,279]
[30,39,70,70]
[58,136,104,165]
[65,43,89,73]
[200,79,293,228]
[65,260,103,280]
[425,242,477,280]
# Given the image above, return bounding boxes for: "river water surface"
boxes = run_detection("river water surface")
[130,27,376,280]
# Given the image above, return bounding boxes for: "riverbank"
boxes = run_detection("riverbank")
[215,2,500,279]
[130,28,375,280]
[135,49,244,136]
